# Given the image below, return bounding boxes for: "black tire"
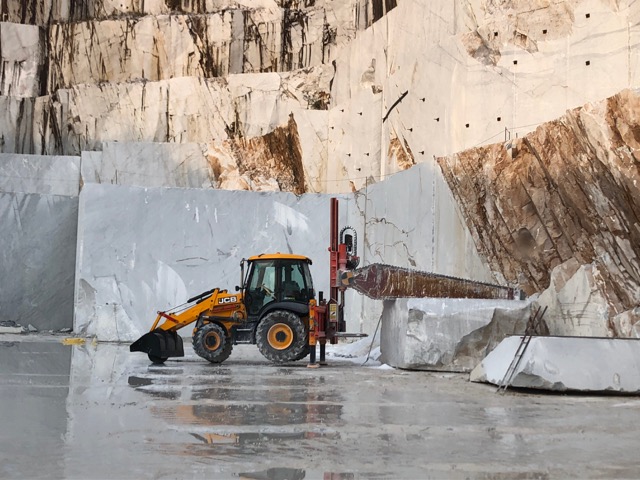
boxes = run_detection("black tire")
[291,344,310,362]
[192,323,233,364]
[256,310,307,363]
[148,354,168,364]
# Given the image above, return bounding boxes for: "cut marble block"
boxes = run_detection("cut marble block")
[80,142,215,189]
[380,297,531,372]
[471,336,640,393]
[0,153,80,196]
[0,192,78,331]
[74,183,356,341]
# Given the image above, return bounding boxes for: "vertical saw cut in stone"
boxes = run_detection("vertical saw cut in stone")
[471,336,640,393]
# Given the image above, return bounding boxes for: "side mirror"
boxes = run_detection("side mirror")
[235,285,240,292]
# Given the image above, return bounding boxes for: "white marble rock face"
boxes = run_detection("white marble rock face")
[0,153,81,196]
[0,22,44,97]
[0,192,78,331]
[380,298,532,372]
[535,259,612,337]
[74,184,356,341]
[470,335,640,393]
[329,0,640,186]
[47,5,357,88]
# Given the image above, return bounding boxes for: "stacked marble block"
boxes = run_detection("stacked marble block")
[0,154,80,330]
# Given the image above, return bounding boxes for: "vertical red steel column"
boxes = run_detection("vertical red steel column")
[323,198,340,361]
[307,299,319,368]
[329,197,339,296]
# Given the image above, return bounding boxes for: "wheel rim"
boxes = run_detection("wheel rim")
[267,324,294,350]
[204,331,221,351]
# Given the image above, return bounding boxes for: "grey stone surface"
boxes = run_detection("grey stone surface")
[380,297,531,372]
[4,337,640,478]
[471,335,640,393]
[0,339,71,477]
[74,184,355,341]
[0,153,80,195]
[349,162,497,334]
[535,259,616,337]
[81,142,216,189]
[0,192,78,331]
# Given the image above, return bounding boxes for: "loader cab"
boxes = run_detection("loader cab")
[244,254,314,318]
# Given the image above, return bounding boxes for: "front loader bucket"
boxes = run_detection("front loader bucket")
[130,329,184,362]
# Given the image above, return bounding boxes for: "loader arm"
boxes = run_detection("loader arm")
[130,288,243,363]
[150,300,216,333]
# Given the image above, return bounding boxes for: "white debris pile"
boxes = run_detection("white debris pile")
[325,336,385,367]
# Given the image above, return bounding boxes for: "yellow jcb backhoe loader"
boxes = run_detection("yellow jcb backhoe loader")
[130,253,316,364]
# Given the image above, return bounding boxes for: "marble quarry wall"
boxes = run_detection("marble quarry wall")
[327,0,640,191]
[2,1,637,186]
[1,0,639,343]
[439,89,640,337]
[3,1,395,30]
[0,68,333,156]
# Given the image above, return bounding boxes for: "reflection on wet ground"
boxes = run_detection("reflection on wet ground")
[2,337,640,479]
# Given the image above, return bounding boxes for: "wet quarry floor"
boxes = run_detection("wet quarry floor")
[2,336,640,479]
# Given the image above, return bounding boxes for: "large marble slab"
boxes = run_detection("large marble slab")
[74,184,356,341]
[0,192,78,331]
[471,335,640,393]
[380,297,531,372]
[0,153,80,196]
[80,142,214,189]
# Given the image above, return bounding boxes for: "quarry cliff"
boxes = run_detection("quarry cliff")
[0,0,639,337]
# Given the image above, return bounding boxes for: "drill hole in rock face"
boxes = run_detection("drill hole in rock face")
[515,227,536,256]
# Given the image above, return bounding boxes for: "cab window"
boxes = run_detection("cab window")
[246,261,277,315]
[280,262,306,301]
